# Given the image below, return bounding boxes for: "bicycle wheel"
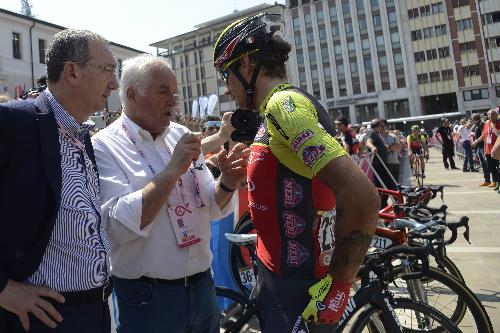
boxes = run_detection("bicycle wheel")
[229,216,257,296]
[349,298,460,333]
[389,265,493,332]
[414,157,423,186]
[216,286,262,333]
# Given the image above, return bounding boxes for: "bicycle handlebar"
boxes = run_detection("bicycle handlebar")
[444,216,470,245]
[365,243,430,280]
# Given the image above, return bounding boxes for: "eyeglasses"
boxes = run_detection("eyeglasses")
[63,61,116,78]
[206,121,222,127]
[219,68,230,84]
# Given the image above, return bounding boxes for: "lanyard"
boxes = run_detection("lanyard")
[121,123,205,208]
[57,123,89,155]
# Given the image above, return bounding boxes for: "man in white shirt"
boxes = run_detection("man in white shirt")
[91,54,249,333]
[457,117,477,172]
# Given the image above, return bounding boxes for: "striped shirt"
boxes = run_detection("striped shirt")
[26,90,109,292]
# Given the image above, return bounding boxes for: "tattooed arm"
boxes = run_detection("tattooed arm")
[317,155,379,283]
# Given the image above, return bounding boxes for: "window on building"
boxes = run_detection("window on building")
[459,41,477,52]
[391,32,400,47]
[348,40,356,52]
[441,69,454,81]
[38,39,46,64]
[452,0,469,7]
[423,27,435,39]
[295,34,302,48]
[388,10,397,26]
[290,0,299,8]
[293,15,301,31]
[334,45,343,56]
[331,21,340,37]
[342,2,351,17]
[370,0,379,8]
[356,104,378,123]
[184,54,190,66]
[362,38,370,50]
[359,17,367,31]
[408,8,419,19]
[200,66,205,79]
[297,49,304,64]
[463,88,488,101]
[486,36,500,48]
[414,51,426,62]
[490,61,500,73]
[376,35,385,50]
[411,30,423,41]
[373,15,382,30]
[463,65,480,77]
[317,7,325,24]
[321,44,329,62]
[438,47,450,58]
[432,2,443,14]
[429,71,441,82]
[356,0,364,11]
[309,47,317,65]
[304,12,312,29]
[456,18,473,31]
[435,24,447,36]
[496,86,500,97]
[117,59,123,78]
[483,11,500,25]
[426,49,438,60]
[418,73,429,84]
[329,2,337,19]
[364,57,373,73]
[385,99,410,119]
[199,50,204,63]
[345,21,353,34]
[419,5,431,17]
[12,32,21,59]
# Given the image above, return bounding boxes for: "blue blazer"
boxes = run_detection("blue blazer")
[0,93,97,292]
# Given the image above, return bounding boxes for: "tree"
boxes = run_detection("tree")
[20,0,34,17]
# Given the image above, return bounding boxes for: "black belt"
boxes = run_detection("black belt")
[59,281,112,304]
[137,269,211,286]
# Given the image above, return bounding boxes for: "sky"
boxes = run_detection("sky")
[1,0,286,53]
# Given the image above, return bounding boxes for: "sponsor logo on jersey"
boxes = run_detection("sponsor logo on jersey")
[283,96,296,113]
[303,145,326,168]
[283,178,304,208]
[249,151,265,165]
[291,129,314,153]
[247,178,256,192]
[249,201,268,212]
[254,124,267,141]
[287,240,309,268]
[283,210,305,238]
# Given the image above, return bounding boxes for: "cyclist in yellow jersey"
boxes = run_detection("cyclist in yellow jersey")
[407,125,429,177]
[213,13,379,332]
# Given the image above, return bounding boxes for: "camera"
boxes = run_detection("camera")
[230,108,263,142]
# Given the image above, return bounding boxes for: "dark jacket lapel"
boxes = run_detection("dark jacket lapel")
[34,94,62,204]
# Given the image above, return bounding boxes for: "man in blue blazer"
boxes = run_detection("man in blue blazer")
[0,29,118,332]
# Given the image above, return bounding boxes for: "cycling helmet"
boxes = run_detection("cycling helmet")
[411,125,420,131]
[213,13,283,107]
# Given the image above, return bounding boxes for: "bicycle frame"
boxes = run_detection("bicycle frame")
[336,282,404,332]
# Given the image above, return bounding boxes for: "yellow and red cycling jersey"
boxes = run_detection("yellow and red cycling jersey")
[407,134,427,152]
[247,83,347,279]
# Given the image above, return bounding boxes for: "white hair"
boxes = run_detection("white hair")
[119,54,173,107]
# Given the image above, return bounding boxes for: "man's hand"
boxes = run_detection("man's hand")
[302,274,351,324]
[219,112,235,141]
[0,280,65,331]
[169,133,202,177]
[218,143,250,190]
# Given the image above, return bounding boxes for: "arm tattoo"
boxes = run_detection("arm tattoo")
[329,230,373,274]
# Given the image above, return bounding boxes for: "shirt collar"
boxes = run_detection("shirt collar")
[121,113,170,143]
[45,89,93,140]
[259,83,292,114]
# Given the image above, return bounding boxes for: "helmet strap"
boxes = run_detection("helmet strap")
[231,63,261,109]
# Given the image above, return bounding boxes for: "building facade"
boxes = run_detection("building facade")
[150,3,284,119]
[0,8,143,111]
[285,0,422,124]
[286,0,500,124]
[407,0,500,116]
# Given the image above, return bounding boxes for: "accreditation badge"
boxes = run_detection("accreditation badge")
[167,204,202,248]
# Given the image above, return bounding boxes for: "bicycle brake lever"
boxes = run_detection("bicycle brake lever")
[463,225,471,244]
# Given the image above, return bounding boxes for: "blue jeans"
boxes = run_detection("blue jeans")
[477,147,490,182]
[113,274,220,333]
[462,140,474,171]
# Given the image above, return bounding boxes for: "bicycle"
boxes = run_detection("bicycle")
[218,233,460,333]
[411,151,425,186]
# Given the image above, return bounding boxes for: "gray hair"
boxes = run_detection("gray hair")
[46,29,108,83]
[119,54,173,107]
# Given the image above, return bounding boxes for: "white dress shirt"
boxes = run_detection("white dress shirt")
[457,125,471,142]
[91,114,232,280]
